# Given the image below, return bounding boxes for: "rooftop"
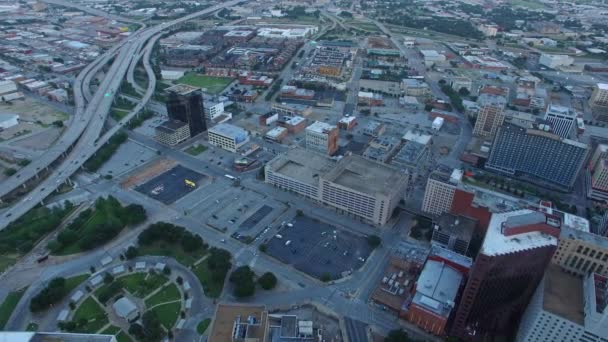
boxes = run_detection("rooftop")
[166,83,200,95]
[598,83,608,91]
[412,259,463,318]
[434,213,477,243]
[402,130,432,145]
[209,303,268,342]
[543,264,584,325]
[112,297,137,319]
[156,119,188,133]
[267,148,336,186]
[306,121,336,134]
[481,209,558,256]
[209,123,249,140]
[322,154,407,198]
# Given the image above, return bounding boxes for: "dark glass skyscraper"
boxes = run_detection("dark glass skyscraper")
[166,89,206,136]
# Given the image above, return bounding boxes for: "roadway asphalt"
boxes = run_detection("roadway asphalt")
[0,0,246,230]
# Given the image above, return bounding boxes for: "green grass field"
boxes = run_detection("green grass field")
[116,331,133,342]
[145,283,181,308]
[138,243,206,267]
[197,318,211,334]
[150,302,181,330]
[0,287,27,329]
[101,325,121,335]
[73,297,108,333]
[177,74,233,94]
[65,274,89,293]
[193,260,224,298]
[119,272,168,298]
[185,144,207,156]
[0,255,16,274]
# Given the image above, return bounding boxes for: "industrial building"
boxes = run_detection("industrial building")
[155,120,191,146]
[207,123,249,153]
[305,121,339,156]
[486,122,588,189]
[451,210,560,338]
[539,54,574,69]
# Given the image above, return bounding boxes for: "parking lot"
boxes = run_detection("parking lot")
[135,165,205,204]
[265,215,373,280]
[194,186,288,242]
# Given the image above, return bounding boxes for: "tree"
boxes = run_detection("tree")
[320,273,332,282]
[124,204,146,225]
[385,329,411,342]
[296,209,304,217]
[103,273,114,284]
[258,272,277,290]
[367,235,381,248]
[458,87,470,96]
[30,277,68,312]
[125,246,138,259]
[230,266,256,297]
[258,244,268,253]
[142,311,165,341]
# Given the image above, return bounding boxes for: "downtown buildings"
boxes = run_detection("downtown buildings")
[165,84,207,136]
[590,83,608,122]
[486,122,588,189]
[265,148,408,226]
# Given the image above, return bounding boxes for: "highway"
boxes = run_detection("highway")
[0,0,246,230]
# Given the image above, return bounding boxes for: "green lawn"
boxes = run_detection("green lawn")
[116,331,133,342]
[0,255,16,274]
[150,301,181,330]
[26,322,38,331]
[65,274,89,293]
[177,74,233,94]
[111,108,130,121]
[145,283,181,308]
[193,260,224,298]
[0,287,27,329]
[197,318,211,335]
[101,325,121,335]
[185,144,207,156]
[138,243,206,267]
[73,297,108,333]
[119,272,168,298]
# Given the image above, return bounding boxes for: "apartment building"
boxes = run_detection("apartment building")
[472,95,507,137]
[305,121,339,156]
[552,224,608,277]
[590,83,608,122]
[544,104,577,138]
[421,169,463,216]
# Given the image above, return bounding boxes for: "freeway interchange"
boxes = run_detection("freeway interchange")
[0,0,245,229]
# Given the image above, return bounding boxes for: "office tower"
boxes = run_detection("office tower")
[590,83,608,122]
[516,265,608,342]
[472,95,507,137]
[450,209,560,338]
[544,104,577,138]
[305,121,339,156]
[486,122,588,188]
[421,169,463,216]
[166,88,206,136]
[552,220,608,277]
[589,144,608,201]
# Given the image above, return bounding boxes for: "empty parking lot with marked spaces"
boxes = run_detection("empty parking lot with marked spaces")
[135,165,205,204]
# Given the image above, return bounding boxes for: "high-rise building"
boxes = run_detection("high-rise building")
[166,86,206,136]
[486,122,589,188]
[544,104,577,138]
[207,123,249,153]
[590,83,608,122]
[516,265,608,342]
[552,220,608,276]
[421,169,463,216]
[472,95,507,137]
[450,209,560,338]
[589,144,608,201]
[305,121,339,156]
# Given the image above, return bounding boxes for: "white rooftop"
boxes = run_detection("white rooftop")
[339,116,356,124]
[265,126,287,138]
[481,209,558,256]
[598,83,608,91]
[402,130,431,145]
[306,121,336,134]
[113,297,137,319]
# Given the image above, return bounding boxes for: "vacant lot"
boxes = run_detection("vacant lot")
[177,74,233,94]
